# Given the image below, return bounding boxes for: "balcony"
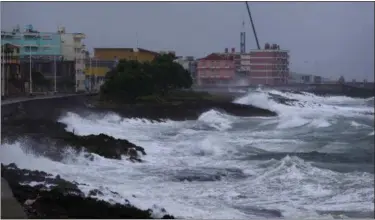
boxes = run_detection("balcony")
[23,44,40,49]
[73,33,86,39]
[74,42,84,49]
[1,31,14,37]
[23,32,41,37]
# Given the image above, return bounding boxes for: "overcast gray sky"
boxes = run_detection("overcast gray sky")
[1,2,374,81]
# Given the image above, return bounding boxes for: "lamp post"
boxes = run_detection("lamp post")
[54,54,57,93]
[1,45,5,98]
[29,45,33,95]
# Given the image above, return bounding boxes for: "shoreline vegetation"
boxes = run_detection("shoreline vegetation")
[1,54,276,219]
[95,53,276,120]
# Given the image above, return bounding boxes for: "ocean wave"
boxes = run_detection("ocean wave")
[2,88,374,219]
[1,141,373,219]
[197,109,234,131]
[234,89,374,118]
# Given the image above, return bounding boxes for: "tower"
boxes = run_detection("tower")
[240,20,246,54]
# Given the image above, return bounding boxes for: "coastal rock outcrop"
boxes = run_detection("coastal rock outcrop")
[91,98,277,121]
[1,163,174,219]
[1,118,146,161]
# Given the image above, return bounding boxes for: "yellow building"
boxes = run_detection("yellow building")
[85,47,159,77]
[94,47,159,63]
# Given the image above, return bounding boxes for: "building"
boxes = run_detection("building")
[84,57,109,92]
[288,72,302,84]
[196,53,235,86]
[1,25,77,93]
[59,26,87,92]
[84,47,160,91]
[1,43,22,97]
[218,48,250,84]
[94,47,159,62]
[237,53,251,85]
[289,72,335,85]
[1,25,61,58]
[174,56,198,84]
[249,43,290,85]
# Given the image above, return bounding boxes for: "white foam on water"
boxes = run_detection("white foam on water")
[1,105,373,219]
[235,89,373,118]
[308,118,332,128]
[2,140,373,219]
[1,89,373,219]
[197,109,234,131]
[234,89,374,131]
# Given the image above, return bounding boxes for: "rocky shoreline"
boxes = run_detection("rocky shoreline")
[89,96,277,121]
[1,163,174,219]
[1,93,278,219]
[2,118,146,162]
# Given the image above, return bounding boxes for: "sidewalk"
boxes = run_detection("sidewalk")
[1,178,27,219]
[1,92,97,106]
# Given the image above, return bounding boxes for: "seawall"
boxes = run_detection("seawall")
[1,94,96,123]
[1,94,96,219]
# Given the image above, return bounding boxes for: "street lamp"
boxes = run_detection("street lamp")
[29,45,32,95]
[1,44,5,98]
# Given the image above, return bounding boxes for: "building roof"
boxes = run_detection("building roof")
[2,43,20,49]
[94,47,159,56]
[198,53,235,61]
[249,49,289,53]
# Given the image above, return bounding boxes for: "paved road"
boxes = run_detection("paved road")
[1,178,27,218]
[1,93,96,106]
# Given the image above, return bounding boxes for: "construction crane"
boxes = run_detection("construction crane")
[245,2,260,50]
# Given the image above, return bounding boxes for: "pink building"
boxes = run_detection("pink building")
[249,44,290,85]
[197,53,235,86]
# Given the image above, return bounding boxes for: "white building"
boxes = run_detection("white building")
[59,26,86,92]
[288,72,306,84]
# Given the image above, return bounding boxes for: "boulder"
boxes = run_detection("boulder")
[1,163,174,219]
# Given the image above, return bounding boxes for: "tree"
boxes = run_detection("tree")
[100,54,193,102]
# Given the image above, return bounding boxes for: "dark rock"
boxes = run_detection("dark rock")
[1,118,146,161]
[91,97,277,121]
[61,133,147,160]
[1,163,174,219]
[88,189,104,197]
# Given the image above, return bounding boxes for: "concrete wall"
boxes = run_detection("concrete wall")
[1,94,93,123]
[60,33,86,92]
[60,34,75,61]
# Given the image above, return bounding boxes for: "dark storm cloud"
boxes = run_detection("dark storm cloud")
[1,2,373,81]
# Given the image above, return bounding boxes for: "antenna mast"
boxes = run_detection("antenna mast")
[240,20,246,54]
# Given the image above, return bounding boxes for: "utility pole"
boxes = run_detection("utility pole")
[74,55,77,93]
[89,57,92,92]
[29,45,33,94]
[136,32,139,48]
[54,54,57,93]
[1,45,5,98]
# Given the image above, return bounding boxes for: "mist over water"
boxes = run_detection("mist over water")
[1,89,374,219]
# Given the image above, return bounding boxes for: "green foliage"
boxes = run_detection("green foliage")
[100,54,193,102]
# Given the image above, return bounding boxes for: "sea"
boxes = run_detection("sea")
[1,88,374,219]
